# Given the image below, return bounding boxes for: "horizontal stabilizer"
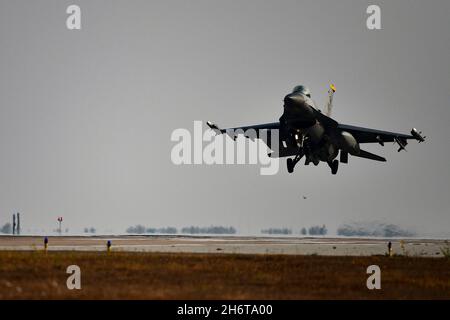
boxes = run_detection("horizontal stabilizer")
[354,149,386,162]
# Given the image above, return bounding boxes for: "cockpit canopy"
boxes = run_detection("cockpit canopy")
[292,85,311,98]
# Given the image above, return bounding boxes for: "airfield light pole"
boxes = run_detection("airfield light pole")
[12,214,16,235]
[17,213,20,235]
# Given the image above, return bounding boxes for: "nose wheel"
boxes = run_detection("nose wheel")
[287,158,294,173]
[287,151,304,173]
[328,159,339,175]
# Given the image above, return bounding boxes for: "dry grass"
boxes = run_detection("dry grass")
[0,251,448,299]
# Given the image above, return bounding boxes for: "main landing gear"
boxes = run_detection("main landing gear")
[328,159,339,175]
[288,158,339,175]
[287,151,304,173]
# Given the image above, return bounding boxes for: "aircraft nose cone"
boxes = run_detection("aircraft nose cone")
[283,93,315,124]
[284,93,305,106]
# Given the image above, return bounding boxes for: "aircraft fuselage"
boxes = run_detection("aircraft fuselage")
[280,92,337,165]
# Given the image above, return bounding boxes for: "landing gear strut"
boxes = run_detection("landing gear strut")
[328,159,339,175]
[287,151,304,173]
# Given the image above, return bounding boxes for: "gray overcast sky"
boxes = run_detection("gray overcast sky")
[0,0,449,235]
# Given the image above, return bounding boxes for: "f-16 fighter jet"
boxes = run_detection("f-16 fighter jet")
[207,84,425,175]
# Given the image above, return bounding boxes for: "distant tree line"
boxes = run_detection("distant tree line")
[126,225,147,234]
[261,225,327,236]
[337,222,415,237]
[83,227,97,234]
[181,226,236,234]
[308,225,327,235]
[0,223,11,234]
[261,228,292,235]
[147,227,177,234]
[126,225,236,235]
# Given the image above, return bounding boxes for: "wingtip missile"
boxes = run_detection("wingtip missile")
[411,128,426,143]
[206,121,217,130]
[206,121,223,135]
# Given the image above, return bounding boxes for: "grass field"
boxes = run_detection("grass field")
[0,251,449,299]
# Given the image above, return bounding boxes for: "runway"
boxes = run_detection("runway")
[0,235,448,257]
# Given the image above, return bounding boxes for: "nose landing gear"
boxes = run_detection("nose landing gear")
[287,150,304,173]
[328,159,339,175]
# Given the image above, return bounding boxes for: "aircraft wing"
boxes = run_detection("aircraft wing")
[338,124,415,144]
[206,121,280,136]
[206,121,281,152]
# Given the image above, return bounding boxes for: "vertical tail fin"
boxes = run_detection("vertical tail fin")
[324,84,336,117]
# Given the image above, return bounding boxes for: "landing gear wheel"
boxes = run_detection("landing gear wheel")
[287,158,294,173]
[331,159,339,175]
[287,150,304,174]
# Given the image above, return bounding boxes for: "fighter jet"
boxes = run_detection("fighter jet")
[207,84,426,175]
